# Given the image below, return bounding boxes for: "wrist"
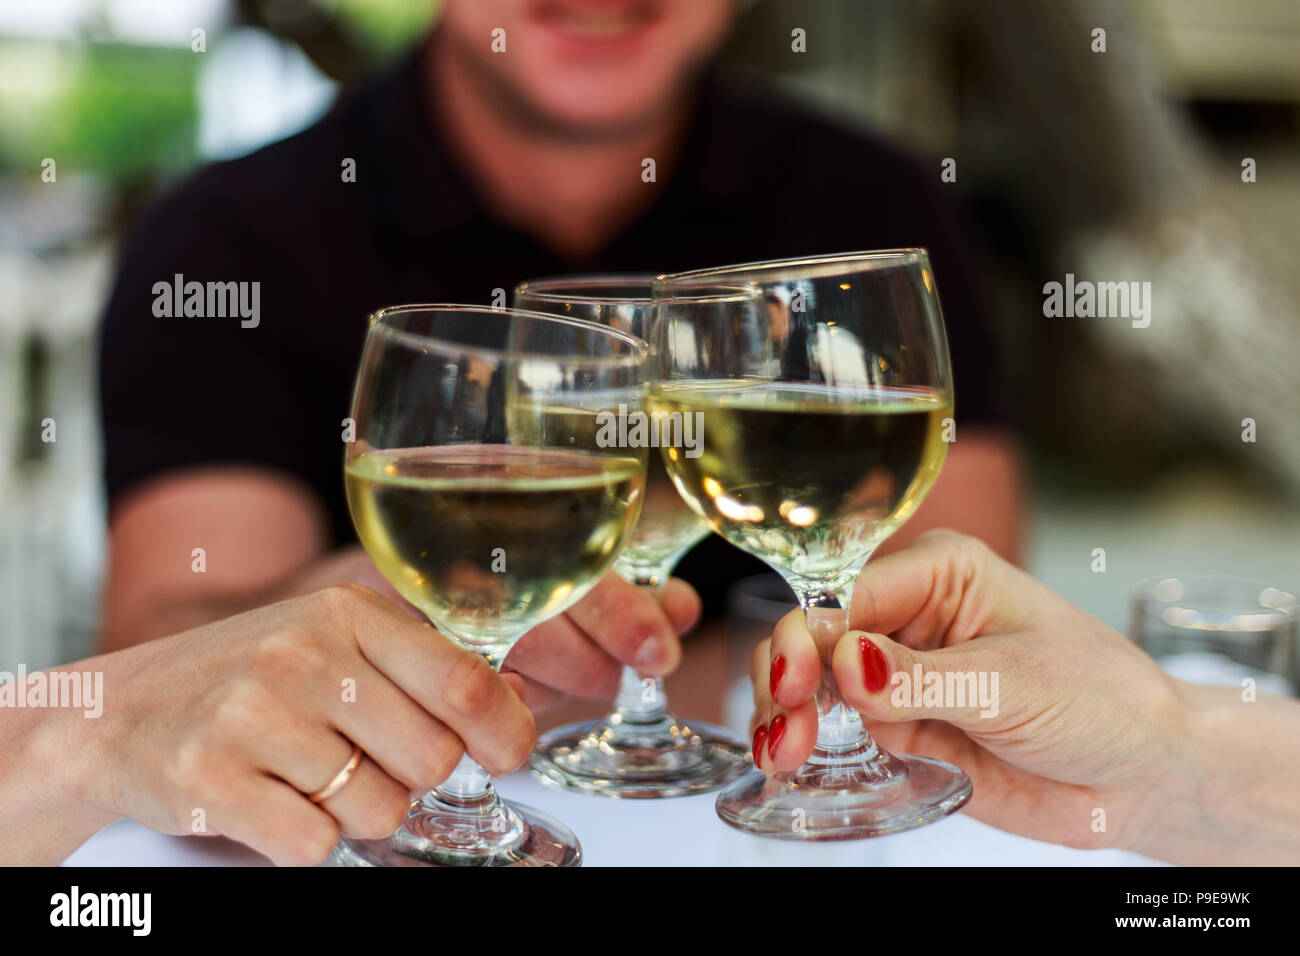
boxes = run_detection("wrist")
[1125,679,1300,864]
[1110,675,1201,859]
[9,685,125,864]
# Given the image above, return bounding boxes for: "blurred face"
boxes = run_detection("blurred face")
[439,0,737,136]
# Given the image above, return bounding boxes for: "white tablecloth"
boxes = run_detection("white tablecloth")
[64,770,1158,867]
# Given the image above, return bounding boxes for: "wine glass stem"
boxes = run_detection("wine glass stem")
[431,753,496,805]
[613,666,666,721]
[421,643,514,811]
[611,563,673,722]
[801,595,876,762]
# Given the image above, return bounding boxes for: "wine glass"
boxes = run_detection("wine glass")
[332,304,648,866]
[513,276,749,798]
[651,251,973,839]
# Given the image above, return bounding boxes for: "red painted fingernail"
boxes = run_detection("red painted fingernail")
[860,635,889,692]
[767,713,787,758]
[752,725,768,766]
[769,654,786,698]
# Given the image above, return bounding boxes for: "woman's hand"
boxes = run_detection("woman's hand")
[28,584,535,866]
[750,529,1300,863]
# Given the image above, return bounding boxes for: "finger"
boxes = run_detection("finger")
[832,630,1008,732]
[328,548,425,622]
[747,639,772,770]
[762,697,819,773]
[748,637,817,773]
[500,670,526,703]
[660,578,702,635]
[342,592,535,776]
[849,530,1007,651]
[562,572,683,676]
[205,772,341,867]
[320,663,471,792]
[231,683,454,811]
[749,637,773,719]
[516,676,566,713]
[768,608,821,708]
[506,615,620,700]
[311,752,412,842]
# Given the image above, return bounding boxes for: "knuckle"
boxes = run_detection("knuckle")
[952,531,993,567]
[165,738,225,809]
[318,582,383,621]
[917,527,965,547]
[209,683,266,740]
[167,738,209,794]
[250,627,333,682]
[441,651,498,718]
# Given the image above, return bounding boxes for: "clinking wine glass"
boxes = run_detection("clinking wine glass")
[332,304,648,866]
[651,251,973,839]
[513,276,749,798]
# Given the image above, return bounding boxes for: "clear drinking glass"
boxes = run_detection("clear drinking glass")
[651,251,973,839]
[1130,574,1298,697]
[513,276,749,798]
[331,304,648,866]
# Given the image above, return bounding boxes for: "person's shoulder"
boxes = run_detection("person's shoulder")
[122,57,404,251]
[133,104,345,235]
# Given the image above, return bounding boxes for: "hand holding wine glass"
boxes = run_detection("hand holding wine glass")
[748,528,1300,865]
[11,584,534,867]
[652,250,971,839]
[335,304,649,866]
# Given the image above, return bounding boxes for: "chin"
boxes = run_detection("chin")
[528,79,675,131]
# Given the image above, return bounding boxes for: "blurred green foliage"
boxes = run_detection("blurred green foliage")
[0,1,437,183]
[0,40,198,181]
[337,0,439,56]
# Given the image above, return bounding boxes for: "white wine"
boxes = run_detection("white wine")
[510,399,710,574]
[619,459,711,573]
[345,445,645,646]
[647,381,951,580]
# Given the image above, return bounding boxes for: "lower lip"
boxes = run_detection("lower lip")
[531,10,664,57]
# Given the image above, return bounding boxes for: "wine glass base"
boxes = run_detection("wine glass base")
[716,751,972,840]
[530,715,751,799]
[328,800,582,867]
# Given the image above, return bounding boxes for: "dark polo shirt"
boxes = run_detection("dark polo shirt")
[99,39,1007,615]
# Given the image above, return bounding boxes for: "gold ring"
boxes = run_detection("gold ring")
[308,743,363,804]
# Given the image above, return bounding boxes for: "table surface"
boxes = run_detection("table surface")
[64,769,1159,867]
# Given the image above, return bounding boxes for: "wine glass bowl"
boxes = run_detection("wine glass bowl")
[651,251,973,839]
[333,304,649,866]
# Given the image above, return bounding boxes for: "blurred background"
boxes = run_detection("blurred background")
[2,0,1298,693]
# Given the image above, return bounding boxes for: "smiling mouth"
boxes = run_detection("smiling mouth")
[531,1,664,39]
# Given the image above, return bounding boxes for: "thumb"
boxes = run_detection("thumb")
[832,630,1012,731]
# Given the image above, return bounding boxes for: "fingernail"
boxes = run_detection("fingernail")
[767,713,787,758]
[633,636,665,672]
[769,654,786,698]
[752,725,768,766]
[860,635,889,693]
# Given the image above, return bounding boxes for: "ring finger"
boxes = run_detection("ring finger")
[251,721,414,841]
